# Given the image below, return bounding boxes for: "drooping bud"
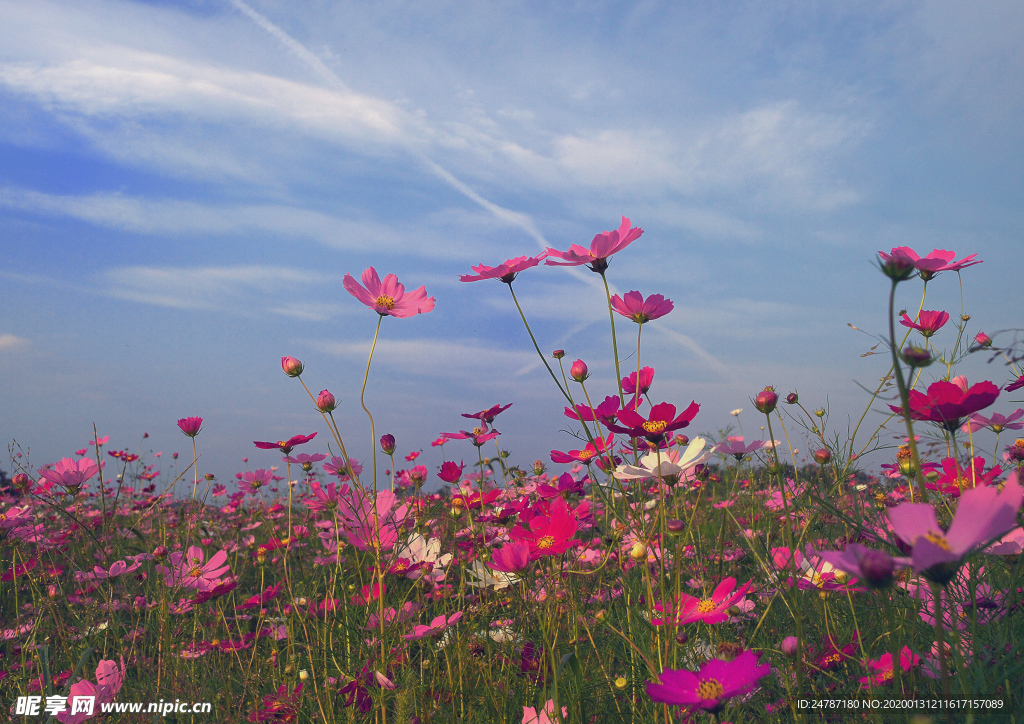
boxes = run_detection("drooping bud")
[281,356,304,377]
[316,389,337,413]
[859,549,895,589]
[785,392,798,405]
[781,636,799,657]
[379,434,396,455]
[974,332,992,348]
[901,346,933,368]
[812,448,831,465]
[570,359,589,382]
[754,387,778,414]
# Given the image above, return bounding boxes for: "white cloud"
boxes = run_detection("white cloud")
[0,333,30,352]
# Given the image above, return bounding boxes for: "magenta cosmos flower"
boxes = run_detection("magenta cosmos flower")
[462,403,512,423]
[879,247,982,281]
[253,432,317,455]
[652,577,753,626]
[859,647,920,689]
[1007,375,1024,393]
[161,546,232,591]
[459,254,546,284]
[963,409,1024,434]
[177,416,203,437]
[343,267,435,318]
[899,310,949,338]
[610,291,673,324]
[509,496,581,560]
[545,216,643,273]
[887,472,1023,583]
[646,650,770,712]
[605,401,700,443]
[550,433,615,465]
[889,378,999,432]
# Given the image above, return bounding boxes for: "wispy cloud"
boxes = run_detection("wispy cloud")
[310,337,537,378]
[0,333,30,352]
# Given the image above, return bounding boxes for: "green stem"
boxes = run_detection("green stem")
[508,284,572,404]
[887,280,929,503]
[360,315,384,492]
[600,272,626,405]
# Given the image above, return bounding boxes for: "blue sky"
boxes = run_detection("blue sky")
[2,0,1022,490]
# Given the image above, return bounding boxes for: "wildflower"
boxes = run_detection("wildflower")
[858,647,920,688]
[887,472,1023,583]
[605,401,700,444]
[280,356,304,377]
[754,387,778,414]
[160,546,232,591]
[315,390,337,412]
[239,469,274,495]
[1004,439,1024,465]
[176,416,203,437]
[249,683,302,722]
[236,583,282,610]
[614,438,711,480]
[652,578,753,626]
[339,489,408,552]
[569,359,589,382]
[1007,375,1024,393]
[813,544,896,589]
[813,448,831,464]
[462,403,513,424]
[490,542,531,573]
[781,637,799,657]
[544,216,643,274]
[38,457,99,494]
[714,438,766,461]
[622,367,655,399]
[510,497,581,559]
[610,291,673,324]
[564,395,623,424]
[646,650,770,712]
[459,254,545,284]
[398,534,452,581]
[877,247,919,281]
[889,378,999,432]
[962,409,1024,434]
[465,560,519,589]
[974,331,992,347]
[253,433,318,455]
[550,434,616,466]
[879,247,981,281]
[56,657,125,724]
[437,461,465,483]
[901,311,950,339]
[927,456,1001,497]
[985,527,1024,556]
[404,612,463,641]
[730,408,742,416]
[442,425,500,447]
[901,346,933,367]
[522,700,568,724]
[343,267,435,318]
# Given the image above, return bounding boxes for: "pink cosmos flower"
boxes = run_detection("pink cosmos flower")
[236,583,282,610]
[858,647,920,689]
[176,416,203,437]
[160,546,232,591]
[38,457,100,493]
[899,310,950,338]
[652,578,753,626]
[343,267,435,318]
[714,438,766,460]
[879,247,982,281]
[926,456,1002,497]
[490,542,531,573]
[550,434,616,466]
[889,378,999,432]
[437,460,465,483]
[887,471,1023,583]
[442,425,500,447]
[646,650,770,711]
[962,409,1024,434]
[621,367,655,397]
[544,216,643,274]
[564,395,624,424]
[509,497,581,560]
[605,401,700,443]
[56,657,126,724]
[1006,375,1024,393]
[522,700,568,724]
[462,403,513,423]
[403,612,462,641]
[459,254,546,284]
[338,489,408,552]
[253,432,317,455]
[239,469,273,495]
[610,291,673,324]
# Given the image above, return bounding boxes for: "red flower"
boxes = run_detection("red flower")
[605,401,700,443]
[1007,375,1024,393]
[253,433,317,455]
[927,456,1002,497]
[899,310,950,338]
[437,461,465,483]
[509,497,581,559]
[459,254,545,284]
[343,267,435,318]
[610,291,673,324]
[889,378,999,432]
[545,216,643,274]
[249,683,302,722]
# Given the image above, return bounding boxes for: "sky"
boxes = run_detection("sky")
[2,0,1023,492]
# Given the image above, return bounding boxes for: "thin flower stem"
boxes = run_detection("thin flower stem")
[600,272,626,405]
[360,315,384,492]
[508,284,572,404]
[888,279,929,503]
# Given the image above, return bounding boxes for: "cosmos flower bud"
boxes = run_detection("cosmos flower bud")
[379,434,396,455]
[152,545,168,561]
[785,392,798,404]
[859,549,895,589]
[629,542,648,560]
[754,387,778,414]
[570,359,589,382]
[533,460,546,475]
[674,434,689,446]
[974,332,992,347]
[316,390,337,413]
[552,349,565,359]
[12,472,31,490]
[901,346,933,368]
[281,356,304,377]
[812,449,831,465]
[666,519,685,534]
[674,632,688,645]
[781,636,799,657]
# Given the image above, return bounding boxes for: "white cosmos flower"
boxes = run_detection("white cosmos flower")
[613,437,712,480]
[398,534,452,581]
[465,560,519,590]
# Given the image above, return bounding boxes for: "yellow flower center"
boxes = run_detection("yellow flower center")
[189,565,203,578]
[697,598,716,613]
[880,669,894,682]
[921,531,951,550]
[537,535,556,549]
[696,678,724,699]
[642,420,667,434]
[375,295,396,310]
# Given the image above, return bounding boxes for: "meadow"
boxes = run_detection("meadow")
[3,219,1023,723]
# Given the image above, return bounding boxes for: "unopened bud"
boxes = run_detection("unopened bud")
[674,435,689,446]
[379,434,396,455]
[666,519,685,534]
[974,332,992,348]
[812,449,831,465]
[12,473,31,490]
[901,346,933,368]
[316,389,338,413]
[552,349,565,359]
[859,549,895,589]
[281,356,304,377]
[205,473,216,481]
[299,669,309,681]
[614,676,628,690]
[754,387,778,414]
[570,359,589,383]
[785,392,798,404]
[152,545,168,561]
[629,542,648,560]
[675,631,688,645]
[781,636,799,657]
[533,460,545,475]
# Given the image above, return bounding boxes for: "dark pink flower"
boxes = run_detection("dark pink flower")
[177,416,204,437]
[490,542,531,573]
[550,434,615,466]
[889,378,999,432]
[899,310,950,338]
[253,433,317,455]
[160,546,232,591]
[879,247,982,281]
[926,456,1002,497]
[509,497,581,560]
[1007,375,1024,393]
[316,389,337,412]
[605,401,700,443]
[545,216,643,273]
[714,438,766,460]
[652,578,752,626]
[461,403,512,423]
[564,395,623,424]
[622,367,654,397]
[610,291,673,324]
[280,356,304,377]
[403,612,462,641]
[437,461,465,483]
[858,647,920,688]
[343,267,434,318]
[459,254,545,284]
[646,650,770,711]
[442,425,500,447]
[239,469,273,495]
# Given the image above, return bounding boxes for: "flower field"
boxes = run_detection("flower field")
[3,219,1023,723]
